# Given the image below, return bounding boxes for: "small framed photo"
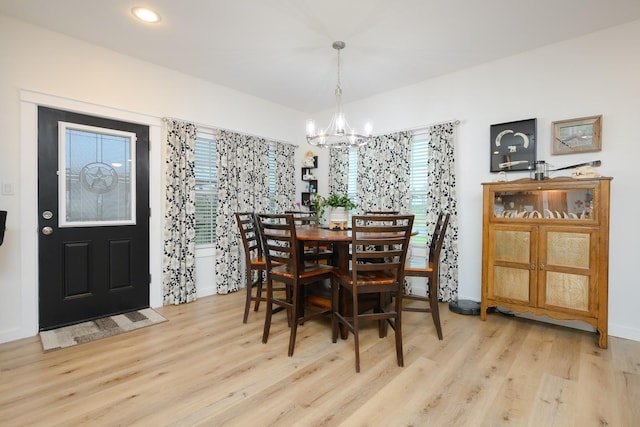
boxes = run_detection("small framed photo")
[490,118,537,172]
[551,115,602,155]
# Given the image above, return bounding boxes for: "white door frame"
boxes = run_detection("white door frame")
[18,90,163,339]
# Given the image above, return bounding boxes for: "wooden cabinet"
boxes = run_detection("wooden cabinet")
[481,177,611,348]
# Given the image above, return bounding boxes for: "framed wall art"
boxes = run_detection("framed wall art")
[551,115,602,155]
[490,118,537,173]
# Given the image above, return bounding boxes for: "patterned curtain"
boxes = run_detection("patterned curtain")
[163,119,198,305]
[427,122,459,301]
[328,148,349,195]
[215,130,270,294]
[274,142,297,212]
[214,131,296,294]
[356,131,411,213]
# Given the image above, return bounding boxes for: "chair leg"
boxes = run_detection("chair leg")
[288,283,300,357]
[243,267,253,324]
[331,279,339,343]
[262,278,274,344]
[253,270,263,312]
[394,288,404,367]
[285,281,293,327]
[429,275,443,340]
[352,291,360,373]
[377,293,389,338]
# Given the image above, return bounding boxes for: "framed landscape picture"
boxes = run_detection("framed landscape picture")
[551,115,602,155]
[490,118,537,172]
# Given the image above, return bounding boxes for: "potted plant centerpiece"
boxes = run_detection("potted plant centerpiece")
[316,193,356,230]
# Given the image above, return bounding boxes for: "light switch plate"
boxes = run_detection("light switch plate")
[2,182,14,195]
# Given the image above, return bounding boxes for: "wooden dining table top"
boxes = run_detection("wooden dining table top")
[295,225,352,242]
[295,225,417,241]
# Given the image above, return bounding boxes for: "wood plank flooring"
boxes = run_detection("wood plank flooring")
[0,291,638,426]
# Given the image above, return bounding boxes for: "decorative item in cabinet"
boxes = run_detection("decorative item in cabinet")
[481,176,611,348]
[301,155,318,207]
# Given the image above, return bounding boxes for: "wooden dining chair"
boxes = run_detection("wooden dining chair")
[403,212,450,340]
[332,214,414,372]
[256,213,336,357]
[235,212,270,323]
[285,210,333,263]
[362,211,400,260]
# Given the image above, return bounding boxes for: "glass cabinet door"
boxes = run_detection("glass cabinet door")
[493,188,594,220]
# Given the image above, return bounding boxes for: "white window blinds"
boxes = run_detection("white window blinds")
[409,133,428,246]
[347,149,358,203]
[194,135,217,246]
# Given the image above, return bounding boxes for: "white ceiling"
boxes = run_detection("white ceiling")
[2,0,640,113]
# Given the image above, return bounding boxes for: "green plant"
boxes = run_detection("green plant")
[312,193,355,218]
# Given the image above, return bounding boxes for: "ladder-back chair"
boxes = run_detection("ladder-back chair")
[256,213,336,357]
[332,214,414,372]
[403,212,450,340]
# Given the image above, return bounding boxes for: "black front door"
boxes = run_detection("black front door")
[38,107,150,330]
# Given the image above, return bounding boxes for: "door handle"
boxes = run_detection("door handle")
[540,262,545,271]
[41,226,54,236]
[530,262,536,270]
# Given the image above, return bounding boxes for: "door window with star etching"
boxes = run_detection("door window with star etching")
[58,122,137,227]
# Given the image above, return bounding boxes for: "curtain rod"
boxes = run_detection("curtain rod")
[161,116,296,147]
[385,119,461,136]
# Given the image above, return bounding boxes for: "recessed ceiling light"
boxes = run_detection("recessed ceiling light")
[131,7,161,23]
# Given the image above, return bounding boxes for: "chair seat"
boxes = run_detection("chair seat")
[251,257,283,269]
[404,258,434,276]
[335,270,396,286]
[270,262,335,280]
[249,257,267,269]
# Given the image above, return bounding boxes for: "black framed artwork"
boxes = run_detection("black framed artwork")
[490,118,537,172]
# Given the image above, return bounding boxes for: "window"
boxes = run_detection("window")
[409,132,429,246]
[268,145,276,212]
[194,133,217,246]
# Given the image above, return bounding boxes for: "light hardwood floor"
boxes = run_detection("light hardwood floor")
[1,291,638,426]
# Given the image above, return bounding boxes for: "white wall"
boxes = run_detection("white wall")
[341,19,640,341]
[0,15,309,343]
[1,13,639,344]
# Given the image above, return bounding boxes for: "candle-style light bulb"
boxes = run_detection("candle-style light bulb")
[306,119,316,136]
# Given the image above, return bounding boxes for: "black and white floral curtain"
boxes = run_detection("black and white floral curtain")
[329,148,349,195]
[427,122,459,301]
[214,130,296,294]
[274,142,297,211]
[163,119,198,305]
[215,130,270,295]
[356,131,411,213]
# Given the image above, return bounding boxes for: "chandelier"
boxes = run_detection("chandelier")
[306,41,372,149]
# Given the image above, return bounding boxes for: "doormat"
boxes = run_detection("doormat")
[39,308,167,352]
